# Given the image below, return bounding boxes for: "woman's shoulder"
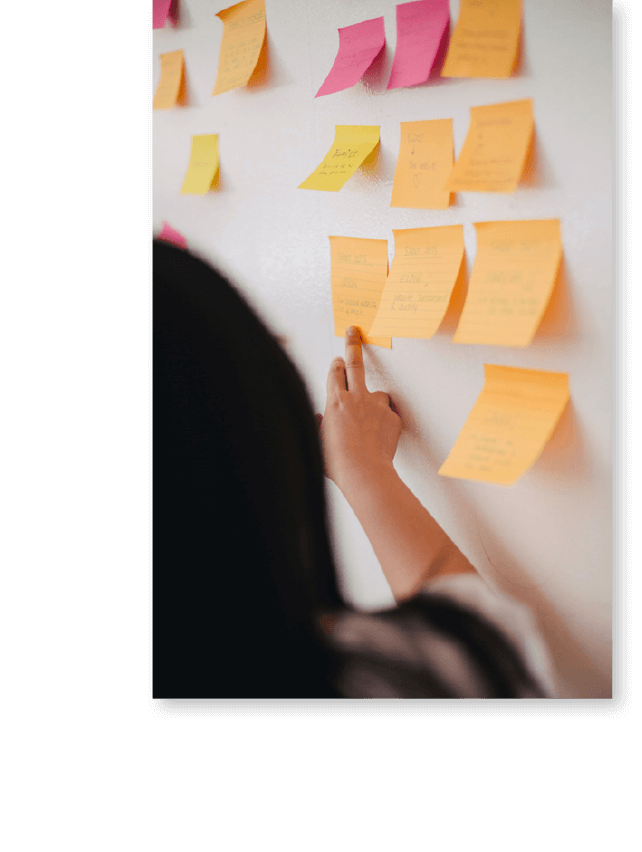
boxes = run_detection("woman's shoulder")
[326,574,558,699]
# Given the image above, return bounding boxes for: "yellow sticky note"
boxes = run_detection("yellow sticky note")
[444,99,534,193]
[439,364,570,486]
[153,49,185,110]
[441,0,521,78]
[453,220,562,347]
[180,135,220,195]
[369,226,465,339]
[329,236,392,348]
[299,126,380,192]
[391,120,453,210]
[212,0,267,96]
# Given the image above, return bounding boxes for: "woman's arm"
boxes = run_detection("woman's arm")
[319,327,476,602]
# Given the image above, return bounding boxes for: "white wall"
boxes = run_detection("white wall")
[153,0,612,697]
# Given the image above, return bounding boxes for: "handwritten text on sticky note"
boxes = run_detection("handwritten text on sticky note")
[391,119,453,209]
[454,219,562,347]
[387,0,450,89]
[444,98,534,193]
[153,49,184,110]
[212,0,266,96]
[369,226,464,339]
[329,236,392,348]
[299,126,380,192]
[180,135,219,195]
[316,17,385,97]
[441,0,521,78]
[438,364,569,485]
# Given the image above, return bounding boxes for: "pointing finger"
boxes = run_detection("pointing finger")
[345,326,367,395]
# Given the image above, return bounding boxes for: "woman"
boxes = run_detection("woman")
[153,239,556,698]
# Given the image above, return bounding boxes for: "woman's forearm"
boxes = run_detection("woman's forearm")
[337,461,477,602]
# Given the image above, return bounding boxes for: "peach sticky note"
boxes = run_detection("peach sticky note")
[153,0,172,29]
[387,0,450,89]
[453,219,562,347]
[391,119,453,209]
[315,17,385,97]
[438,364,570,486]
[158,222,187,248]
[153,49,185,110]
[299,126,380,192]
[444,98,534,193]
[329,236,392,348]
[369,226,464,339]
[180,135,219,195]
[212,0,266,96]
[441,0,521,78]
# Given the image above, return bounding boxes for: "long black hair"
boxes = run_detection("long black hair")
[153,239,546,699]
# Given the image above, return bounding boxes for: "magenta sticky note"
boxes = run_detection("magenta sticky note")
[153,0,172,29]
[158,222,187,249]
[387,0,450,90]
[315,17,386,97]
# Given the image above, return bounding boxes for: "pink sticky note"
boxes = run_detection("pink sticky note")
[153,0,173,29]
[315,17,386,97]
[387,0,450,90]
[158,222,187,249]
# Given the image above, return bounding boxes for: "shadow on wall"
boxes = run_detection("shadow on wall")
[245,34,295,90]
[536,257,578,341]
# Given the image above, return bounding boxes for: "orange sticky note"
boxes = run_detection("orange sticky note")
[153,49,185,110]
[180,135,219,195]
[441,0,521,78]
[444,99,534,193]
[369,226,464,339]
[212,0,267,96]
[453,220,562,347]
[329,236,392,348]
[391,119,453,210]
[438,364,570,486]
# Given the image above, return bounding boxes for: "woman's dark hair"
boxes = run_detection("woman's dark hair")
[154,239,546,699]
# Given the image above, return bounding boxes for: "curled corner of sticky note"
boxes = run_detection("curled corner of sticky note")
[158,222,187,248]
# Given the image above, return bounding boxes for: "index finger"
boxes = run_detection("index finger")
[345,326,367,394]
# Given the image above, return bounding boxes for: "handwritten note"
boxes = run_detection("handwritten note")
[444,98,534,193]
[329,237,392,348]
[158,222,187,248]
[369,226,464,339]
[153,49,184,110]
[180,135,219,195]
[212,0,266,96]
[441,0,521,78]
[315,17,385,97]
[453,220,562,347]
[391,119,453,209]
[299,126,380,192]
[438,364,570,485]
[387,0,450,89]
[153,0,172,29]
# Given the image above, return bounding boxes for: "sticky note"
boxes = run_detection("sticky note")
[441,0,521,78]
[329,236,392,348]
[438,365,570,485]
[387,0,450,89]
[212,0,266,96]
[369,226,464,339]
[158,222,187,248]
[153,49,185,110]
[180,135,219,195]
[299,126,380,192]
[391,119,453,209]
[444,98,534,193]
[315,17,385,97]
[152,0,172,30]
[453,220,562,347]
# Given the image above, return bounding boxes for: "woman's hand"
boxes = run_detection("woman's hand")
[318,327,401,493]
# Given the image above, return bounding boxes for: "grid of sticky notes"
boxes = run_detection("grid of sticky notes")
[153,0,577,487]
